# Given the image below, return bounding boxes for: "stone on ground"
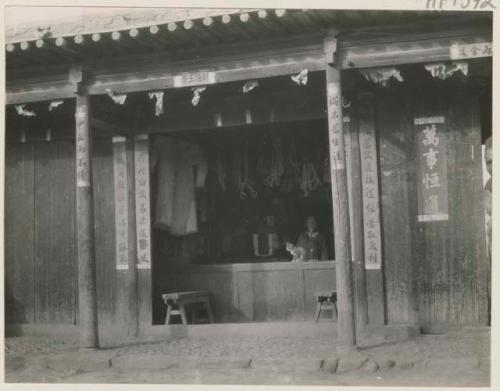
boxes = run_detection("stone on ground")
[361,358,379,373]
[378,358,396,370]
[322,357,339,373]
[336,351,370,374]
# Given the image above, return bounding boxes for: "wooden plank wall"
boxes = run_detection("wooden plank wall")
[34,141,76,324]
[5,143,36,324]
[92,139,118,335]
[376,82,488,325]
[5,137,119,329]
[376,90,416,324]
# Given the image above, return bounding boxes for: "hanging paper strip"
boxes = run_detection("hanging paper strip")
[414,116,449,222]
[48,100,64,111]
[15,104,36,117]
[113,136,130,270]
[148,91,164,116]
[359,101,382,270]
[326,82,344,170]
[361,67,403,86]
[242,80,259,93]
[134,134,152,269]
[191,86,206,106]
[105,88,127,105]
[291,68,308,85]
[424,62,468,80]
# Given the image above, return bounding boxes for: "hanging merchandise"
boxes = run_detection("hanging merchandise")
[252,233,279,257]
[242,80,259,93]
[280,138,300,193]
[424,62,468,80]
[323,156,331,183]
[105,88,127,105]
[15,104,36,117]
[48,100,64,111]
[263,136,285,188]
[148,91,165,116]
[342,96,352,108]
[299,159,321,196]
[361,67,403,86]
[291,68,308,85]
[154,136,208,236]
[216,145,228,191]
[234,139,258,199]
[192,86,206,106]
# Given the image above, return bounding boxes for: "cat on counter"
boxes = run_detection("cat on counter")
[286,242,306,263]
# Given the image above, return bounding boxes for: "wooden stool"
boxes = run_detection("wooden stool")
[162,290,215,325]
[315,291,338,322]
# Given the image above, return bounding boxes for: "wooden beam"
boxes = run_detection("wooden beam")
[91,116,134,136]
[203,17,214,26]
[339,33,491,69]
[275,9,287,18]
[73,72,99,348]
[325,37,356,351]
[6,27,491,105]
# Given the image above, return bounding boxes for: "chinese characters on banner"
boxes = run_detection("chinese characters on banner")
[134,135,152,269]
[359,115,382,270]
[326,82,345,170]
[75,105,90,188]
[113,137,129,270]
[450,42,492,60]
[343,116,358,261]
[414,116,449,222]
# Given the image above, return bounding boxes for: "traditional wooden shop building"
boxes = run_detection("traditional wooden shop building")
[5,8,492,347]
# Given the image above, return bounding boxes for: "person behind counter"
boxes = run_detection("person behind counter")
[295,216,328,262]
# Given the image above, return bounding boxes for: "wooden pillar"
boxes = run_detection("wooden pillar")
[324,36,357,351]
[344,113,369,333]
[74,75,99,348]
[357,92,386,325]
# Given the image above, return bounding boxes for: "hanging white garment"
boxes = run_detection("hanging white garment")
[154,136,207,235]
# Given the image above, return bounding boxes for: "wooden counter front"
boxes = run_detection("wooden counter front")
[156,261,336,323]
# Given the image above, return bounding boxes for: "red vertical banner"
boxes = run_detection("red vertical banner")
[414,116,449,222]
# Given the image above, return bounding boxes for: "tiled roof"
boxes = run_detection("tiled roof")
[6,7,253,43]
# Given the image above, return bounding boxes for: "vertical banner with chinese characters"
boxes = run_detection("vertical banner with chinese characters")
[327,82,345,170]
[113,136,129,270]
[414,116,449,222]
[359,105,382,270]
[134,134,152,269]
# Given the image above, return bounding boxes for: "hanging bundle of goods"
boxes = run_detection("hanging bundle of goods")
[216,143,228,191]
[232,138,258,199]
[263,136,285,188]
[280,138,300,193]
[298,158,321,196]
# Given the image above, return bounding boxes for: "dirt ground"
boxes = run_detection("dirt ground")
[5,328,490,386]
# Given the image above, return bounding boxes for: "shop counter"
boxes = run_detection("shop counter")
[156,260,336,323]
